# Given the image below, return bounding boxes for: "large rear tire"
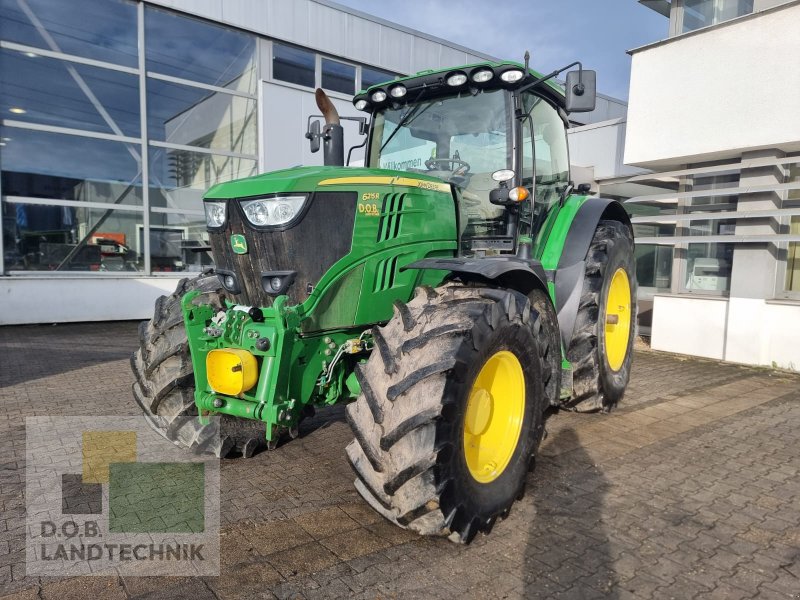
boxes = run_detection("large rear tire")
[567,220,637,412]
[130,273,266,458]
[345,285,552,543]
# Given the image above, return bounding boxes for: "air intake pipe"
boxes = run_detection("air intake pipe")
[315,88,344,167]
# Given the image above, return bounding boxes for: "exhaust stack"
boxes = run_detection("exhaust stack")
[315,88,344,166]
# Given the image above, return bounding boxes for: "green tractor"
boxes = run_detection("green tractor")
[131,57,637,543]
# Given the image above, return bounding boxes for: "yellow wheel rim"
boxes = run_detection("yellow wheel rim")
[604,268,632,372]
[463,351,525,483]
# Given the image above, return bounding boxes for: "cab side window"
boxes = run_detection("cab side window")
[523,94,570,211]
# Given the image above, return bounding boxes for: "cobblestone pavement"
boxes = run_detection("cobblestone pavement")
[1,322,799,599]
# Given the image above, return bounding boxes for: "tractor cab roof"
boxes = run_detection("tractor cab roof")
[353,61,566,114]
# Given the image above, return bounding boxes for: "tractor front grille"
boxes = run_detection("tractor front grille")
[209,191,357,306]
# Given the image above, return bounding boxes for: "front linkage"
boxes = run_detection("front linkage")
[181,291,370,444]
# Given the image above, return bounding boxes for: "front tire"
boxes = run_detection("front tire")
[130,273,266,458]
[567,220,637,412]
[345,285,551,543]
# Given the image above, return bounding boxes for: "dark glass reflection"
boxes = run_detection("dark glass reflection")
[1,199,143,272]
[146,78,256,154]
[0,0,137,67]
[0,49,140,136]
[148,148,256,213]
[272,43,315,88]
[361,66,395,90]
[321,58,355,95]
[0,126,142,202]
[146,212,213,273]
[145,6,256,93]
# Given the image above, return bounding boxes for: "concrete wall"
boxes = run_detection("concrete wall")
[651,295,800,370]
[625,2,800,169]
[0,277,184,325]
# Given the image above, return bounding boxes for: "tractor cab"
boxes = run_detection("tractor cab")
[351,61,596,257]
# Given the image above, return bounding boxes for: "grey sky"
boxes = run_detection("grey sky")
[332,0,667,100]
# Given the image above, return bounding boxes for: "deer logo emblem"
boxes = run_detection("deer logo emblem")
[230,234,248,255]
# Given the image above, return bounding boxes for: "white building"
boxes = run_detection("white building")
[0,0,628,325]
[626,0,800,370]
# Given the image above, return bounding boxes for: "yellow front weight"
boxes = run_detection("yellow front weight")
[463,351,526,484]
[206,348,258,396]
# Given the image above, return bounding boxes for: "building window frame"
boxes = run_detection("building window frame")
[266,40,397,101]
[0,1,259,277]
[774,161,800,300]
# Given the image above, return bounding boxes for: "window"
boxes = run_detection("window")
[786,216,800,292]
[0,0,138,67]
[520,94,570,244]
[0,3,258,275]
[371,89,512,245]
[272,43,315,88]
[0,127,143,206]
[679,174,738,293]
[681,0,754,32]
[627,202,677,290]
[146,79,257,154]
[783,163,800,294]
[1,200,144,272]
[361,66,395,90]
[0,49,140,137]
[321,58,355,95]
[145,6,257,93]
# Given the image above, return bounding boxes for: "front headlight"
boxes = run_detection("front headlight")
[204,201,226,228]
[240,195,307,227]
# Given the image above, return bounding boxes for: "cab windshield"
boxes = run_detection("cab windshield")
[369,89,513,239]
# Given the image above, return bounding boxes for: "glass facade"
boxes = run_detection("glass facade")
[321,58,355,95]
[626,201,676,291]
[785,163,800,293]
[623,157,800,300]
[680,174,737,293]
[0,0,258,273]
[681,0,754,32]
[272,43,315,88]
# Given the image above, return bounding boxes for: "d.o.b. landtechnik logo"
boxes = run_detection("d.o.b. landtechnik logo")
[26,416,220,576]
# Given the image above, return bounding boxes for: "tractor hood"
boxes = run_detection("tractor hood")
[205,166,451,199]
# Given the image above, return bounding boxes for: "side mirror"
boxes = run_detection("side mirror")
[306,120,321,153]
[565,69,596,113]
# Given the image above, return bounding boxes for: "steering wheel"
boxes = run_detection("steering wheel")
[425,158,471,175]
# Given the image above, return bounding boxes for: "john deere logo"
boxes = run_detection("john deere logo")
[231,234,248,254]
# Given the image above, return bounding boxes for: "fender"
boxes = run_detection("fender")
[404,256,549,297]
[552,196,632,350]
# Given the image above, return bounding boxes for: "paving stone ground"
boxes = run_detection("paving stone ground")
[1,321,799,599]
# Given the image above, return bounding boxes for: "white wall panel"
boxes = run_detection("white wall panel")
[145,0,223,21]
[764,302,800,371]
[378,26,413,74]
[221,0,269,33]
[411,37,441,73]
[266,0,310,46]
[0,278,183,325]
[651,295,800,371]
[724,297,769,365]
[308,3,347,56]
[344,14,382,65]
[568,119,643,180]
[439,45,468,69]
[261,83,367,171]
[651,295,728,359]
[625,3,800,168]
